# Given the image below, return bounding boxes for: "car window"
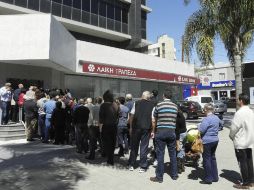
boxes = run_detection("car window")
[201,97,213,103]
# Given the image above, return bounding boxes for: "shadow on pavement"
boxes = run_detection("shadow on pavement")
[0,140,129,190]
[188,166,205,181]
[220,169,241,184]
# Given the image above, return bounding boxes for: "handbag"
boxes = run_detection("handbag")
[191,134,203,153]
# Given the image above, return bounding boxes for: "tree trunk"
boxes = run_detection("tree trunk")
[233,52,242,108]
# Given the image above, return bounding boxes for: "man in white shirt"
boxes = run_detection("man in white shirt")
[230,93,254,189]
[0,83,12,125]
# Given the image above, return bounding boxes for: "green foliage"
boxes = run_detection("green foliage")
[184,0,254,66]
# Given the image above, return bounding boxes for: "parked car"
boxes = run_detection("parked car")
[185,95,214,111]
[214,100,227,114]
[176,100,202,119]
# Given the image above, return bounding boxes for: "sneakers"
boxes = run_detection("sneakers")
[129,166,134,171]
[139,168,146,173]
[153,160,158,167]
[233,184,250,189]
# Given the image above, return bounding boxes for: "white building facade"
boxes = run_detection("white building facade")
[195,65,236,100]
[148,34,176,61]
[0,14,198,99]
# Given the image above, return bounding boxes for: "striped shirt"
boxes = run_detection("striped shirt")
[153,99,178,129]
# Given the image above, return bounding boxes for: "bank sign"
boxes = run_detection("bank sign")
[81,62,199,84]
[198,80,235,89]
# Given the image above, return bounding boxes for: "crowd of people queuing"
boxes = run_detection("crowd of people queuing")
[0,82,254,189]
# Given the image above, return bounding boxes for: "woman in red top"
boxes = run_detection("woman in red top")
[18,88,26,121]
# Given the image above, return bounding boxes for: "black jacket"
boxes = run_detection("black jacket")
[24,100,38,120]
[73,105,90,125]
[175,112,187,140]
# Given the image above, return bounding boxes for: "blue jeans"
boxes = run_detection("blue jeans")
[117,127,129,149]
[155,130,178,181]
[44,117,52,142]
[177,132,187,158]
[1,101,11,124]
[202,141,219,182]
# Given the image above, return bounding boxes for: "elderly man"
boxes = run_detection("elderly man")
[23,90,38,141]
[230,93,254,189]
[0,83,12,125]
[128,91,154,172]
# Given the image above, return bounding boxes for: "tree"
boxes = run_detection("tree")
[183,0,254,101]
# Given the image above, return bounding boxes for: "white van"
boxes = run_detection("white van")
[185,95,214,110]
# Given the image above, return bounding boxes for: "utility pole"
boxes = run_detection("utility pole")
[181,35,184,63]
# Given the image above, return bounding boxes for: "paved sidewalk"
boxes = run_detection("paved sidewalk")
[0,129,245,190]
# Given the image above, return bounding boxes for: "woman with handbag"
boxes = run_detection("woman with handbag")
[198,103,221,185]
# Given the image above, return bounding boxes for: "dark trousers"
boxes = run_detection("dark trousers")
[38,114,45,140]
[155,130,177,180]
[88,125,101,157]
[102,125,117,165]
[75,123,89,153]
[117,127,129,151]
[1,101,11,124]
[54,125,65,144]
[128,128,150,168]
[235,148,254,185]
[12,103,19,122]
[203,141,219,183]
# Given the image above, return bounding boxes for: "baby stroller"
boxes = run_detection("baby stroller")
[184,125,201,167]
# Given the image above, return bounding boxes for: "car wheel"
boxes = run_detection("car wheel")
[183,112,188,120]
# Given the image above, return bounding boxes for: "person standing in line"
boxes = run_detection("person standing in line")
[117,97,130,156]
[128,91,154,172]
[125,93,134,150]
[18,88,26,122]
[99,90,120,165]
[150,89,178,183]
[23,90,38,141]
[150,89,159,167]
[36,91,48,141]
[175,109,187,174]
[87,97,103,160]
[13,83,24,122]
[0,83,12,125]
[230,93,254,189]
[51,101,66,145]
[198,103,220,185]
[43,91,57,143]
[73,99,90,154]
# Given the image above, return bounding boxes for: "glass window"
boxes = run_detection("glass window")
[28,0,39,11]
[52,2,62,17]
[62,5,72,19]
[82,0,90,12]
[15,0,27,8]
[107,4,114,19]
[122,9,128,23]
[73,0,81,9]
[72,8,81,21]
[115,6,121,21]
[52,0,62,3]
[99,1,106,17]
[91,13,98,26]
[91,0,98,14]
[141,10,147,20]
[201,97,213,103]
[1,0,13,4]
[219,73,225,80]
[99,16,106,28]
[63,0,72,6]
[82,10,90,23]
[40,0,51,13]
